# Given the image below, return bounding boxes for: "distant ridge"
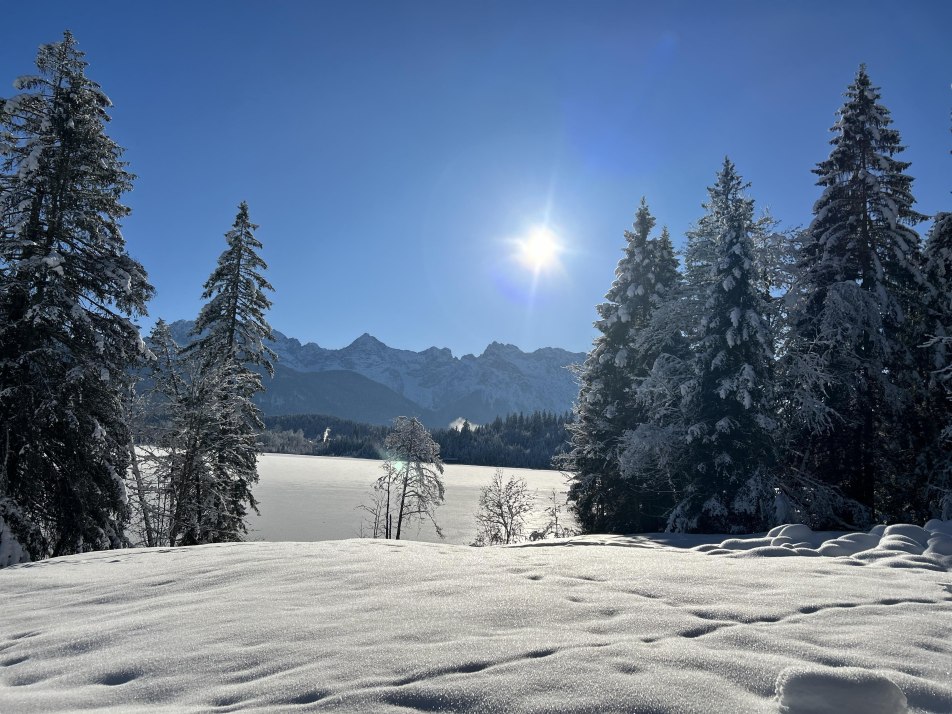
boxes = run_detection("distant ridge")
[166,321,584,427]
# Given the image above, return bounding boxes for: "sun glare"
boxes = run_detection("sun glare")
[518,226,561,271]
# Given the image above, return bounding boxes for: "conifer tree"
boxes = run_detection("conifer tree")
[161,202,275,545]
[783,66,928,527]
[676,160,777,531]
[924,213,952,365]
[920,212,952,519]
[562,199,680,532]
[0,33,153,561]
[190,201,275,373]
[622,160,777,532]
[137,319,233,547]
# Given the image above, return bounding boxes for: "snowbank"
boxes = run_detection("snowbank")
[1,528,950,712]
[693,519,952,572]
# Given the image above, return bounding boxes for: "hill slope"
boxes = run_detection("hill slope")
[258,366,433,424]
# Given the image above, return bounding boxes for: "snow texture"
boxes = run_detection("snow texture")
[1,525,950,712]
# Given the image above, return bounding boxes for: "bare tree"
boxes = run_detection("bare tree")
[543,489,571,539]
[359,417,445,540]
[358,460,398,538]
[473,469,535,546]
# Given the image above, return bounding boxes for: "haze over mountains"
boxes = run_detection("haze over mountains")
[167,321,584,427]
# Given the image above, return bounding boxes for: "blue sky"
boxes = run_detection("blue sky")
[2,1,950,356]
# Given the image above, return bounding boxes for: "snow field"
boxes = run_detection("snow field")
[247,455,574,544]
[1,529,950,713]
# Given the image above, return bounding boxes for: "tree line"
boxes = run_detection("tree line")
[560,66,951,535]
[260,410,572,470]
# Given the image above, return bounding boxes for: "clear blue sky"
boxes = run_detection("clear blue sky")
[2,1,950,356]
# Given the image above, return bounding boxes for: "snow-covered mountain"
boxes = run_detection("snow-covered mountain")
[167,321,584,426]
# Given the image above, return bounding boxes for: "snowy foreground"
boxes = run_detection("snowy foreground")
[1,524,951,713]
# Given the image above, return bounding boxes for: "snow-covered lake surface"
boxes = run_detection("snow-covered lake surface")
[247,454,573,545]
[1,524,950,713]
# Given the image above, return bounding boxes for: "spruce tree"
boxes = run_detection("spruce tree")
[921,212,952,519]
[919,110,952,520]
[676,159,777,531]
[783,66,928,527]
[924,213,952,362]
[190,201,275,373]
[621,160,778,532]
[134,319,237,547]
[0,33,153,561]
[562,199,680,532]
[177,202,274,544]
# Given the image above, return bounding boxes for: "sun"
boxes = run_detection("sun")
[517,226,561,271]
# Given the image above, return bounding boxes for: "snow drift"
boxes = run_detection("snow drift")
[693,519,952,572]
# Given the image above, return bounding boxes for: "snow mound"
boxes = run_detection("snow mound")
[695,520,952,571]
[776,666,908,714]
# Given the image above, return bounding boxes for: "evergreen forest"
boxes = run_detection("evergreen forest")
[561,66,952,535]
[261,411,571,470]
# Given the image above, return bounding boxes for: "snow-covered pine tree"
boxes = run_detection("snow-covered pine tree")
[189,202,276,374]
[624,160,777,533]
[127,319,222,547]
[0,33,153,562]
[654,227,678,279]
[750,214,802,346]
[615,225,689,530]
[924,213,952,370]
[682,202,721,322]
[677,159,777,532]
[917,109,952,520]
[176,202,275,544]
[783,66,928,527]
[561,199,681,533]
[920,212,952,519]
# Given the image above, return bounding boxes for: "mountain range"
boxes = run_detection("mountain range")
[166,321,585,427]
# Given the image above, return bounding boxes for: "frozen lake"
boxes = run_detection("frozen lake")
[246,454,573,545]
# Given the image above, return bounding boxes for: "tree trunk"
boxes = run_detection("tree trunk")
[395,463,410,540]
[127,440,155,547]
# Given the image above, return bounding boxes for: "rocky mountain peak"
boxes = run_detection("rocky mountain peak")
[160,320,585,426]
